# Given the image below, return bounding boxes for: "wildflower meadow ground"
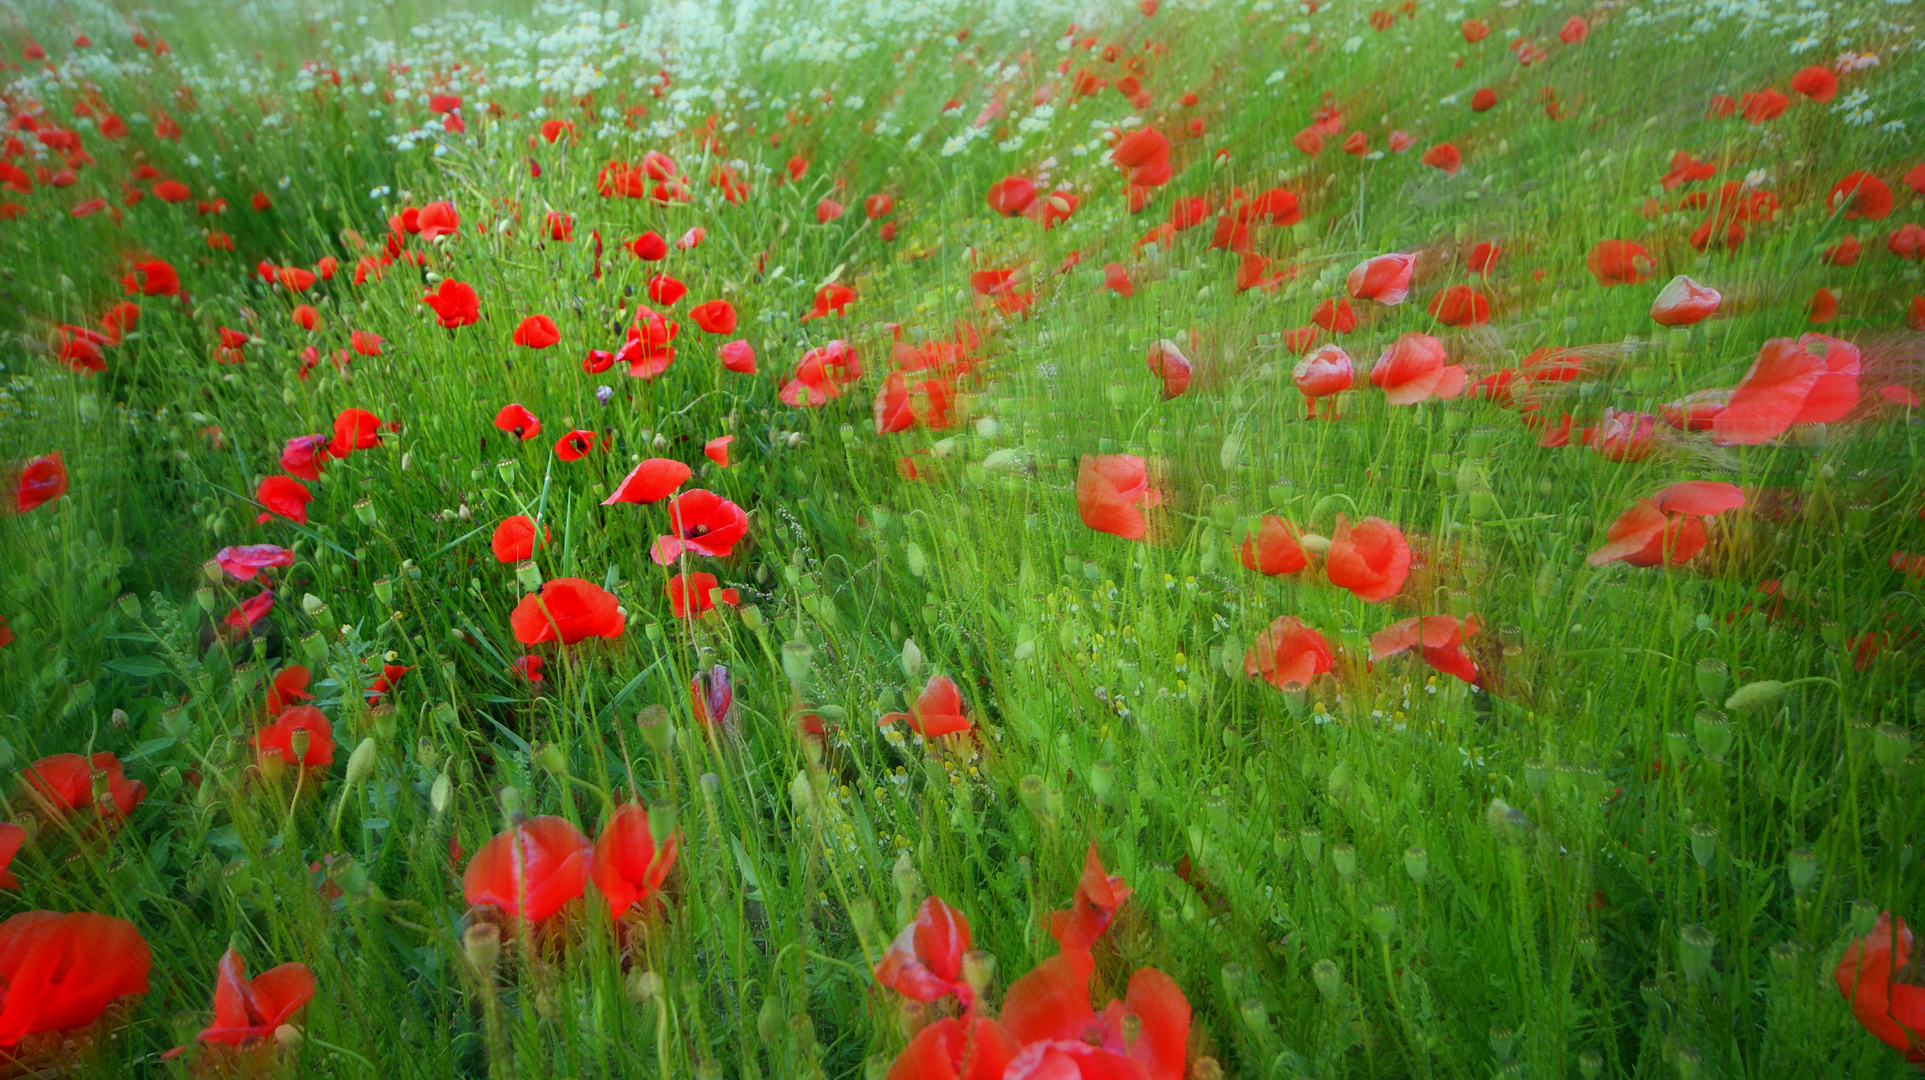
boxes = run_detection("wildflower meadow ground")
[1,0,1924,1076]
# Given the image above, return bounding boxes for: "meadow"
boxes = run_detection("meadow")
[1,0,1924,1076]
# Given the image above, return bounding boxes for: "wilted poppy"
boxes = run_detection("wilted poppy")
[1346,252,1416,305]
[494,403,541,441]
[510,578,626,644]
[1650,275,1721,325]
[195,948,314,1048]
[881,675,971,737]
[875,896,973,1005]
[1324,515,1411,602]
[1371,614,1481,683]
[666,572,738,618]
[648,489,749,564]
[0,911,151,1048]
[1076,454,1160,541]
[1244,615,1333,689]
[1238,516,1308,576]
[604,458,692,505]
[1836,912,1925,1063]
[1146,339,1192,399]
[591,803,679,921]
[513,315,561,349]
[462,816,592,923]
[13,453,69,514]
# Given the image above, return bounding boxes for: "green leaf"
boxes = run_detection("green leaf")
[105,655,172,678]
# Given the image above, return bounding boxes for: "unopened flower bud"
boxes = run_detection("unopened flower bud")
[649,804,676,846]
[1485,798,1534,841]
[431,772,453,815]
[531,742,566,776]
[274,1023,303,1050]
[344,737,378,785]
[1089,759,1116,805]
[1724,680,1785,712]
[627,969,663,1003]
[899,637,924,681]
[961,950,996,1002]
[463,922,501,974]
[892,850,920,908]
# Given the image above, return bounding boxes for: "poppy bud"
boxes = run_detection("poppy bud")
[627,969,663,1004]
[1766,941,1800,982]
[531,742,566,776]
[344,737,378,785]
[961,949,996,1002]
[1485,798,1534,842]
[1576,934,1597,961]
[354,498,377,526]
[1311,958,1343,1002]
[1404,845,1429,883]
[499,785,524,819]
[1786,846,1817,895]
[899,637,924,680]
[905,542,927,578]
[1692,711,1733,761]
[1678,924,1715,982]
[1693,657,1727,702]
[1688,823,1717,867]
[1331,842,1357,881]
[637,705,674,755]
[431,772,453,815]
[1369,900,1399,940]
[1089,759,1116,804]
[891,850,920,912]
[1298,825,1323,864]
[301,593,328,621]
[1874,723,1913,770]
[1018,773,1048,819]
[463,922,501,975]
[780,640,814,686]
[1724,679,1784,711]
[755,998,786,1046]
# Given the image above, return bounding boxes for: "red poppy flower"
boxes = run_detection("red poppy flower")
[1076,454,1161,541]
[1146,339,1192,399]
[20,751,146,822]
[719,339,757,374]
[196,948,315,1047]
[1371,614,1481,683]
[223,591,275,634]
[1836,911,1925,1063]
[690,665,733,728]
[1792,333,1860,423]
[646,489,748,565]
[510,578,625,645]
[1421,142,1462,174]
[1470,88,1498,112]
[875,896,973,1005]
[1428,284,1491,326]
[1462,18,1490,42]
[0,823,22,889]
[1893,224,1925,260]
[494,403,541,441]
[1244,615,1334,689]
[647,274,688,306]
[1587,482,1741,567]
[815,198,844,224]
[801,284,856,322]
[626,231,669,261]
[350,330,383,356]
[12,453,68,514]
[704,435,733,466]
[1790,65,1839,102]
[422,280,480,328]
[1169,196,1209,230]
[1740,89,1788,124]
[1346,252,1416,305]
[124,258,179,297]
[328,408,384,458]
[888,1017,1018,1080]
[1239,516,1308,576]
[263,666,312,714]
[865,194,895,219]
[255,706,334,770]
[591,803,679,921]
[513,655,544,683]
[0,911,151,1048]
[881,675,971,738]
[1711,336,1834,444]
[513,315,561,349]
[1825,234,1862,266]
[1829,171,1892,221]
[292,304,319,331]
[1582,408,1659,462]
[554,430,596,461]
[278,435,327,481]
[1311,296,1355,334]
[667,572,738,618]
[254,475,312,525]
[461,816,592,923]
[1293,345,1354,408]
[1650,275,1721,325]
[997,950,1191,1080]
[603,458,692,505]
[1047,843,1133,951]
[1808,287,1839,325]
[1661,388,1731,431]
[491,515,546,563]
[1370,333,1466,404]
[416,201,459,239]
[1325,515,1411,602]
[1102,262,1133,298]
[987,176,1038,217]
[1587,240,1654,286]
[1559,15,1589,43]
[690,299,737,334]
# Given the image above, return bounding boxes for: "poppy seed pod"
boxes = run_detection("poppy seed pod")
[1018,774,1048,819]
[1089,759,1116,805]
[960,950,996,1002]
[1404,845,1429,884]
[1331,842,1357,881]
[1688,823,1718,867]
[1694,657,1728,702]
[1310,958,1343,1002]
[637,705,673,755]
[1298,825,1323,864]
[781,640,814,685]
[1370,900,1399,940]
[1873,723,1913,770]
[1679,924,1716,982]
[1693,711,1734,760]
[462,922,501,975]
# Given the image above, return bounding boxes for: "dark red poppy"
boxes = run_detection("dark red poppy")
[510,578,625,645]
[591,803,679,921]
[462,816,592,923]
[223,592,275,634]
[0,823,21,889]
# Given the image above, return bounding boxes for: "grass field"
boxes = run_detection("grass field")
[2,0,1924,1076]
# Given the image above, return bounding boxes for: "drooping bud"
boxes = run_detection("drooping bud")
[1724,680,1785,712]
[531,742,566,777]
[344,737,378,785]
[899,637,924,681]
[431,772,453,815]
